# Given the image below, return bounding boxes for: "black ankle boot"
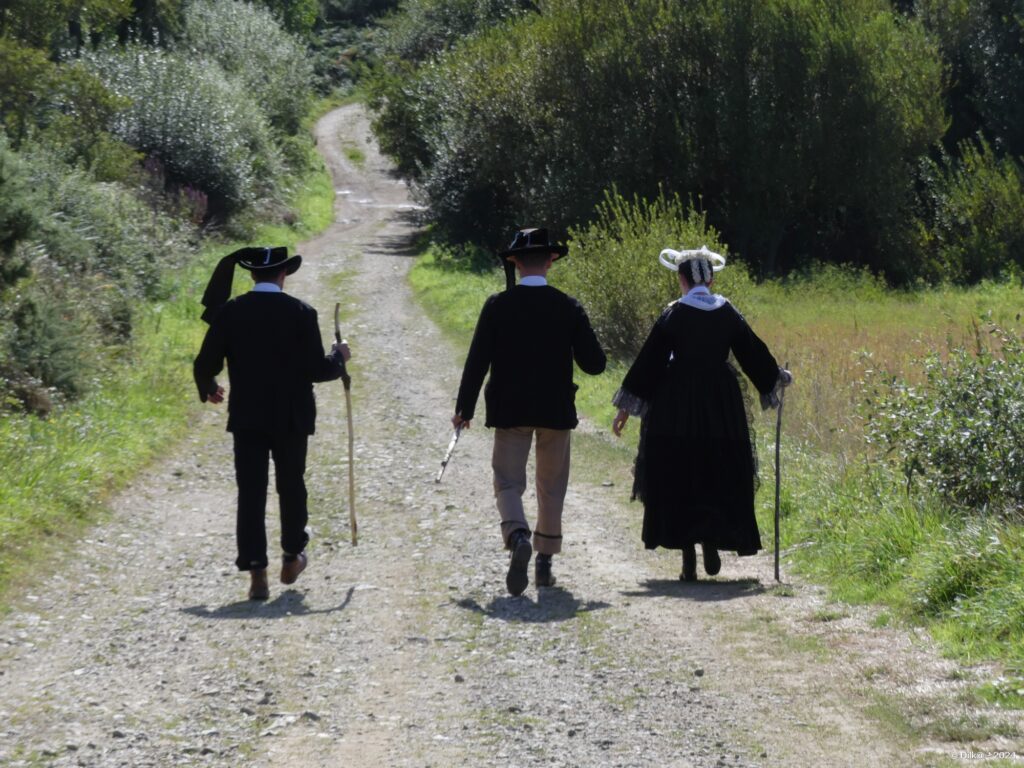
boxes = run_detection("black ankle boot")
[535,554,556,588]
[680,545,697,582]
[506,529,532,596]
[703,544,721,576]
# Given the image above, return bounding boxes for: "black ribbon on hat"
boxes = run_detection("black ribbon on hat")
[200,251,239,325]
[200,247,300,324]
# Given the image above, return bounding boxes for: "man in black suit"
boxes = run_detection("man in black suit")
[194,246,350,600]
[453,229,606,596]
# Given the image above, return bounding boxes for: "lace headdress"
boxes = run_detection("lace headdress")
[658,245,726,285]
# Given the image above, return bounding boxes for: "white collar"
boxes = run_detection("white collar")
[519,275,547,287]
[252,282,283,293]
[678,285,727,311]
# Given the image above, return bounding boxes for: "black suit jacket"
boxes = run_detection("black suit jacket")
[455,284,606,429]
[193,291,342,435]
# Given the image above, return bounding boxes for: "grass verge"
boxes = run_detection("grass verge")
[0,101,338,601]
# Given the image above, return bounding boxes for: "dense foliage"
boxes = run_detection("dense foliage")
[371,0,1024,286]
[0,0,329,415]
[865,325,1024,514]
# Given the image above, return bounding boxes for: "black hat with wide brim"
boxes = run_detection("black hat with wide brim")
[200,246,301,324]
[499,228,568,260]
[235,246,302,275]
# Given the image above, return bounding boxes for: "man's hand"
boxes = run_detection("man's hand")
[330,340,352,364]
[207,385,225,404]
[612,408,629,437]
[452,414,470,430]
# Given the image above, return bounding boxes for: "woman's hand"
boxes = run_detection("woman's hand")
[612,408,629,437]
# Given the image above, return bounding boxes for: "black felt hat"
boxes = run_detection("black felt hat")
[499,228,568,260]
[200,246,302,324]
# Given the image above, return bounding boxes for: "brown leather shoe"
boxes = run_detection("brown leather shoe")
[249,568,269,600]
[280,552,308,585]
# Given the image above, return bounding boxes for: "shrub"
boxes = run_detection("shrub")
[916,137,1024,283]
[372,0,946,279]
[182,0,314,135]
[864,324,1024,514]
[0,136,37,289]
[554,188,734,359]
[81,44,283,216]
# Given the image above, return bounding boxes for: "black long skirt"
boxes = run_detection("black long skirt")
[632,363,762,555]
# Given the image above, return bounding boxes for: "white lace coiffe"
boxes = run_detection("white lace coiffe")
[659,245,726,271]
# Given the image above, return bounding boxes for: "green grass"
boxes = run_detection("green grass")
[408,242,1024,673]
[0,105,337,601]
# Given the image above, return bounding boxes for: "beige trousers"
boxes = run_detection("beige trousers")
[492,427,571,555]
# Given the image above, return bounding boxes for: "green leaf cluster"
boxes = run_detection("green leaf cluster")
[865,325,1024,513]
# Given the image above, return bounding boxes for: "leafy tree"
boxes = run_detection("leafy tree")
[914,0,1024,157]
[0,39,57,147]
[256,0,320,34]
[183,0,314,134]
[0,0,131,50]
[916,137,1024,281]
[379,0,535,61]
[373,0,946,280]
[0,136,37,289]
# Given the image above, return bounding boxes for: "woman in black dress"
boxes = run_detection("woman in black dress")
[611,246,790,580]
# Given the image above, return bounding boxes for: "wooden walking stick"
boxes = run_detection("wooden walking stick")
[334,303,357,546]
[774,362,789,582]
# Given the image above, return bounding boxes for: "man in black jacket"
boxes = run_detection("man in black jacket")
[453,229,606,596]
[194,246,350,600]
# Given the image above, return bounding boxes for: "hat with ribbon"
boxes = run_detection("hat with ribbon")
[200,246,302,324]
[498,228,568,290]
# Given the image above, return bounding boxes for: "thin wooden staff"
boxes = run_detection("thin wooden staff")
[435,425,462,483]
[334,303,357,546]
[774,362,789,582]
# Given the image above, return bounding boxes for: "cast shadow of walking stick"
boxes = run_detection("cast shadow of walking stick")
[621,578,765,603]
[181,585,356,620]
[454,587,610,624]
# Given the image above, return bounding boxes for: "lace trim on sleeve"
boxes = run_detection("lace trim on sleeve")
[612,387,649,418]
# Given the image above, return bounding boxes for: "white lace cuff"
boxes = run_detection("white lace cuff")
[612,387,649,418]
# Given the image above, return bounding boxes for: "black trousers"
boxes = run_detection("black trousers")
[232,430,311,571]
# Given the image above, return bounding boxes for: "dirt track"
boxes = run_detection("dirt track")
[0,105,1020,768]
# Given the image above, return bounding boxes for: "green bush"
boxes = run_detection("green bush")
[0,136,37,289]
[82,44,283,215]
[182,0,314,135]
[379,0,532,61]
[372,0,946,278]
[554,188,734,359]
[864,324,1024,513]
[916,137,1024,283]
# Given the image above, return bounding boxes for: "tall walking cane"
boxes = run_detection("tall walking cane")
[334,303,357,546]
[773,362,789,582]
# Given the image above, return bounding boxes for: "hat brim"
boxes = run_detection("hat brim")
[238,255,302,274]
[500,244,569,260]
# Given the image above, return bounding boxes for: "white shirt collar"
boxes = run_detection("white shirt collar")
[519,275,547,287]
[678,284,727,310]
[252,282,283,293]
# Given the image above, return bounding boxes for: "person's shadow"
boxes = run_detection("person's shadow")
[181,585,355,620]
[454,587,610,624]
[622,578,765,602]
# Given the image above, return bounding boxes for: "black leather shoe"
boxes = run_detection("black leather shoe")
[703,545,721,576]
[506,530,532,596]
[680,545,697,582]
[535,554,556,588]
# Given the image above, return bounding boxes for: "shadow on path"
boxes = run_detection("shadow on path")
[454,587,610,624]
[181,585,356,620]
[622,578,765,602]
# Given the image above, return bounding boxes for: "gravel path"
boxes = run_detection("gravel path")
[1,105,1020,768]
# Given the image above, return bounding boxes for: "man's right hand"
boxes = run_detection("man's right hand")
[207,385,225,404]
[452,414,470,430]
